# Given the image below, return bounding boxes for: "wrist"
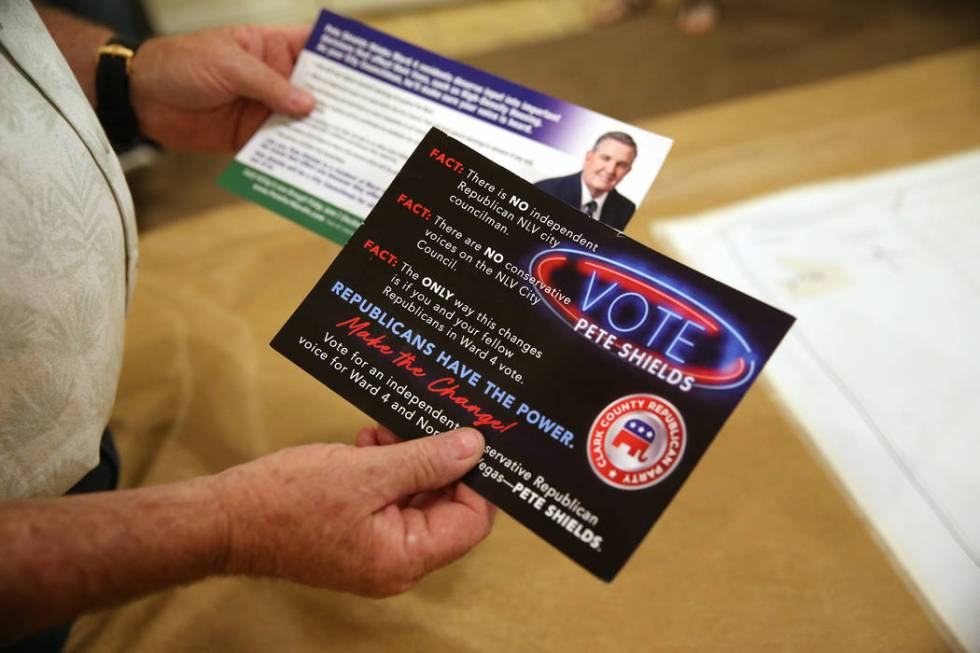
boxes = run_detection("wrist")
[209,463,272,578]
[95,34,147,150]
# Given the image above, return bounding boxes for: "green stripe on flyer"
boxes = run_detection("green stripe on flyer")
[218,161,362,245]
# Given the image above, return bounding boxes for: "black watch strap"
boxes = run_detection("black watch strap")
[95,34,144,151]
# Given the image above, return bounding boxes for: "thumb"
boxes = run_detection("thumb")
[362,429,484,505]
[225,54,315,117]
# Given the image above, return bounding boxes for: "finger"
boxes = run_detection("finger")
[399,490,496,575]
[408,483,490,517]
[262,27,310,79]
[354,426,378,447]
[224,55,314,117]
[360,428,483,506]
[374,424,402,446]
[355,425,401,448]
[357,427,412,506]
[257,25,312,59]
[407,487,453,510]
[452,481,498,522]
[281,25,313,58]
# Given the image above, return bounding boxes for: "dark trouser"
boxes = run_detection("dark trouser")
[1,429,120,653]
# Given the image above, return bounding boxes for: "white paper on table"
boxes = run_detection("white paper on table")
[653,150,980,652]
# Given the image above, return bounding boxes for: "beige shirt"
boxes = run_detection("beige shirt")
[0,2,138,497]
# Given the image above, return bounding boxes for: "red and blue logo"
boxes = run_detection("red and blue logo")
[587,394,687,490]
[529,249,756,392]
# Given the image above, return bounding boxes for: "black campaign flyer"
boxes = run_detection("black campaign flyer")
[271,129,795,581]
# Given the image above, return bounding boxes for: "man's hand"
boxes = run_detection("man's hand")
[130,26,316,151]
[0,426,493,642]
[36,7,312,152]
[215,426,495,597]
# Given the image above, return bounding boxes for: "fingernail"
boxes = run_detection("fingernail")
[447,429,481,460]
[289,89,315,113]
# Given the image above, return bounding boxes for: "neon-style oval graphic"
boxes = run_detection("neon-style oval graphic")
[529,249,756,391]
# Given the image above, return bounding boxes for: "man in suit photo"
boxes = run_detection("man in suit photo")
[536,131,638,230]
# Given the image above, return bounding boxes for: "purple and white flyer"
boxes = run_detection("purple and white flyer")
[220,9,672,244]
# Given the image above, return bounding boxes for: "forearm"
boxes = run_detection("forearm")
[35,3,112,105]
[0,476,230,643]
[0,431,493,641]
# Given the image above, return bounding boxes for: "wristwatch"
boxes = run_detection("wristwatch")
[95,35,144,150]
